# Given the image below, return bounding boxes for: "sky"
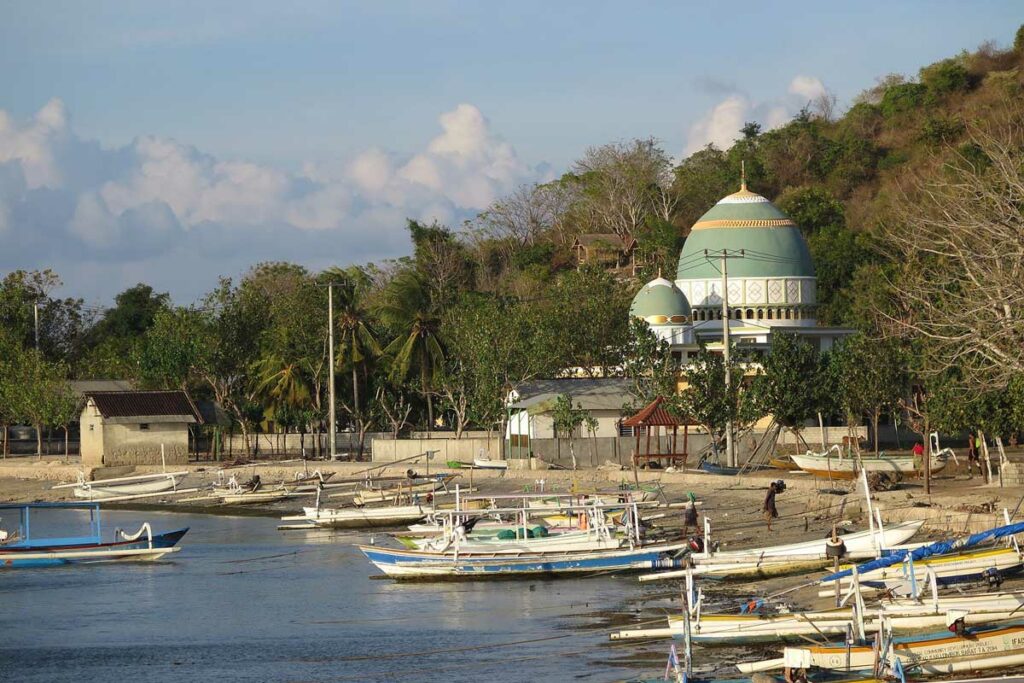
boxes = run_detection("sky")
[0,1,1020,306]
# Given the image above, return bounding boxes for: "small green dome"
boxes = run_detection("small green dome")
[630,277,691,325]
[677,185,814,280]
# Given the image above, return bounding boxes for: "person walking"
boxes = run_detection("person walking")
[763,481,780,531]
[912,441,925,478]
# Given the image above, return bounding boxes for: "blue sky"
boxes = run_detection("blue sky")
[0,1,1020,304]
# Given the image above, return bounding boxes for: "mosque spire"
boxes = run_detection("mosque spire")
[740,160,747,191]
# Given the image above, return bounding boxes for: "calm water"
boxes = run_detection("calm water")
[1,509,675,683]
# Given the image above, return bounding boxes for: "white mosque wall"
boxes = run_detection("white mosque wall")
[676,276,816,308]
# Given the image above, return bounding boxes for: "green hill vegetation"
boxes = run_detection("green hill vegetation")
[2,29,1024,455]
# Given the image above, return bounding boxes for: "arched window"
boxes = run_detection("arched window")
[746,308,754,319]
[757,309,764,320]
[733,309,742,320]
[767,309,774,320]
[784,309,791,320]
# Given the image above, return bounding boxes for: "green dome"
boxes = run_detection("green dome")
[630,277,691,325]
[676,186,815,280]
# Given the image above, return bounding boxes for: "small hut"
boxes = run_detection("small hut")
[622,396,694,471]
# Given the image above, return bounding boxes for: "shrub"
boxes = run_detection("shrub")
[879,83,927,117]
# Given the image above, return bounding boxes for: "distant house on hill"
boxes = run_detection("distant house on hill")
[80,390,203,467]
[571,233,640,274]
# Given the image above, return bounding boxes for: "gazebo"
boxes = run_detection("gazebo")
[622,396,695,471]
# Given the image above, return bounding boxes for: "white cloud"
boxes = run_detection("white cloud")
[0,100,544,300]
[683,75,830,157]
[788,75,827,102]
[684,94,750,156]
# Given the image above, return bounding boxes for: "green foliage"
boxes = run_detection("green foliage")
[1016,24,1024,53]
[919,115,965,147]
[679,344,760,445]
[620,318,682,414]
[829,335,908,451]
[807,226,874,325]
[749,334,822,429]
[879,82,927,117]
[919,58,971,97]
[776,186,845,234]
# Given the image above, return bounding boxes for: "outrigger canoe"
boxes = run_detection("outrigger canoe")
[790,450,947,480]
[0,502,187,568]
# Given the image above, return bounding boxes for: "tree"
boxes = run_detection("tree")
[678,344,760,454]
[552,393,595,470]
[876,95,1024,389]
[0,270,86,362]
[566,138,678,241]
[620,318,681,413]
[750,333,822,439]
[830,335,908,453]
[375,269,445,431]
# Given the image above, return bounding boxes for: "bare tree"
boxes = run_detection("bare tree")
[812,89,838,122]
[471,183,571,249]
[876,95,1024,389]
[568,138,678,241]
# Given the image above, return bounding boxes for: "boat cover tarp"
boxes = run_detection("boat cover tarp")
[820,520,1024,584]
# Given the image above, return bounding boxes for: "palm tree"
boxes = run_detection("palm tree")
[375,269,445,431]
[333,279,381,455]
[253,354,312,443]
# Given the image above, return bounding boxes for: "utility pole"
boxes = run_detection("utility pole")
[33,301,40,352]
[704,248,745,467]
[328,284,336,460]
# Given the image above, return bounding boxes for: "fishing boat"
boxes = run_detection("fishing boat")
[359,540,690,579]
[473,456,508,470]
[790,449,947,480]
[213,474,293,505]
[638,519,925,581]
[820,545,1024,595]
[698,460,773,476]
[0,502,188,568]
[52,470,190,500]
[769,456,800,471]
[745,620,1024,674]
[295,504,431,529]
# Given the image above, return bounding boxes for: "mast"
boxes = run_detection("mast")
[328,283,336,459]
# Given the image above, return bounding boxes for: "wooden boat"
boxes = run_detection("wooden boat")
[358,540,690,579]
[473,456,508,470]
[0,503,187,568]
[820,546,1024,595]
[213,474,293,505]
[614,590,1024,643]
[769,456,800,471]
[297,504,430,529]
[745,621,1024,674]
[638,520,924,581]
[790,450,947,480]
[67,471,188,499]
[698,460,773,476]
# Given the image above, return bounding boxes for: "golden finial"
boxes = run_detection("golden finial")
[740,160,747,191]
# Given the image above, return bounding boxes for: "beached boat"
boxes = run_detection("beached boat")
[53,470,189,500]
[614,589,1024,643]
[820,545,1024,595]
[359,540,690,579]
[744,621,1024,674]
[473,456,508,470]
[297,504,431,529]
[698,460,773,476]
[213,474,293,505]
[0,503,188,568]
[790,449,947,480]
[638,520,924,581]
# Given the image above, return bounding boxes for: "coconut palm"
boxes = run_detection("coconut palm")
[253,353,312,433]
[375,269,445,431]
[329,275,381,426]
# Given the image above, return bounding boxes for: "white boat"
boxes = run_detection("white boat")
[55,471,188,500]
[790,449,947,480]
[819,546,1024,596]
[473,456,507,470]
[614,590,1024,643]
[638,520,925,581]
[409,528,627,555]
[745,620,1024,674]
[299,505,430,529]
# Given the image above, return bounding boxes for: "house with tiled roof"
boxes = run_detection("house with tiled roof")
[80,390,203,467]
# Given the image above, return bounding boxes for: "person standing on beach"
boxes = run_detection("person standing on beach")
[763,481,779,531]
[966,432,981,478]
[912,441,925,478]
[682,492,699,537]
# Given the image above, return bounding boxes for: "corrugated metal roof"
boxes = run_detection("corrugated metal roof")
[70,379,136,397]
[509,378,634,412]
[86,391,202,423]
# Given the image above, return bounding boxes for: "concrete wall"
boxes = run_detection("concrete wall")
[80,402,104,464]
[371,437,502,463]
[83,421,190,467]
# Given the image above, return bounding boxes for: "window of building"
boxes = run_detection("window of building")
[139,423,150,431]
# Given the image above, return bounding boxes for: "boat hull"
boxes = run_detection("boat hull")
[358,542,688,580]
[302,506,428,529]
[0,528,189,568]
[790,452,946,479]
[73,476,180,499]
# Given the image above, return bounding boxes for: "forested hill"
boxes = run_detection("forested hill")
[2,27,1023,441]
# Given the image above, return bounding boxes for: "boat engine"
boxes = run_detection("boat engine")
[688,536,705,553]
[984,567,1004,589]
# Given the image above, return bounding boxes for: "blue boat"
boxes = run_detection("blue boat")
[698,460,772,476]
[0,502,188,568]
[358,541,689,580]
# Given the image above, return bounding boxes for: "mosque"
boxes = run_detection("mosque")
[628,180,853,357]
